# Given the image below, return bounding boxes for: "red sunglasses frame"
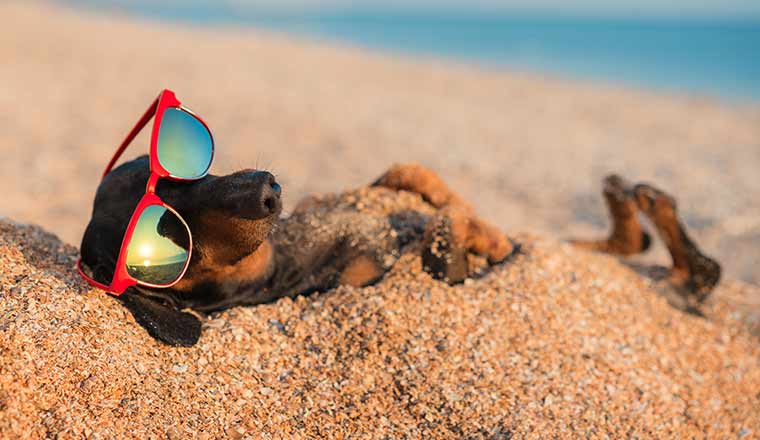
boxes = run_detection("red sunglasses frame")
[77,89,215,295]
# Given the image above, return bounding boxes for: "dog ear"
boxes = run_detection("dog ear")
[80,218,122,285]
[118,290,201,347]
[157,209,190,250]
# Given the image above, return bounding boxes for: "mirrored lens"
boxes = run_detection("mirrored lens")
[157,107,213,179]
[125,204,190,286]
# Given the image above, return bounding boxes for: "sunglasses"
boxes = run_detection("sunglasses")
[77,89,214,295]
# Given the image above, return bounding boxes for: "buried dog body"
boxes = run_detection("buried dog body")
[80,157,721,346]
[81,158,514,345]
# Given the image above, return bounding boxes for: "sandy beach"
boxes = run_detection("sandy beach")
[1,2,759,284]
[1,1,760,438]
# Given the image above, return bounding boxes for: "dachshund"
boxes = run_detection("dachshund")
[80,157,514,345]
[80,158,719,346]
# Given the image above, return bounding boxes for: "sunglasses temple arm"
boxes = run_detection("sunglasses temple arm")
[102,96,159,179]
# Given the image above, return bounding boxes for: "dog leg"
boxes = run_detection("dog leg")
[372,163,474,212]
[422,205,514,284]
[374,163,513,283]
[633,183,721,302]
[571,174,651,255]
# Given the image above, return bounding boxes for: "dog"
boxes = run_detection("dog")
[80,158,720,346]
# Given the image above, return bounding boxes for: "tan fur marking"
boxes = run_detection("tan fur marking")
[174,239,274,293]
[437,205,513,263]
[339,255,385,287]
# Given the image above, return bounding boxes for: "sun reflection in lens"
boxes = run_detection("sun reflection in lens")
[125,205,191,285]
[137,243,154,266]
[138,243,153,258]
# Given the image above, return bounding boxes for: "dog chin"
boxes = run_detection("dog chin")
[240,213,278,241]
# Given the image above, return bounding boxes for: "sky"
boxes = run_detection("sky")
[70,0,760,18]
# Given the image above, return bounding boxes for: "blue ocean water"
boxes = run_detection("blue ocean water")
[65,2,760,100]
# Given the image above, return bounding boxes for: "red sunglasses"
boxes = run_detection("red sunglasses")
[78,89,215,295]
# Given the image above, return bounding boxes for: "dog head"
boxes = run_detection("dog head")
[80,155,282,346]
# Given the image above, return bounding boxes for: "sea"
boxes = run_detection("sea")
[63,2,760,101]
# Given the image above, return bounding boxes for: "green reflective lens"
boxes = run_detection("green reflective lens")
[157,107,213,179]
[126,205,190,285]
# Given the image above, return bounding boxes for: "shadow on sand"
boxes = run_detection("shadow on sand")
[621,261,707,318]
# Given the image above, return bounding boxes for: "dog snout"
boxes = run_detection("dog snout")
[196,170,283,220]
[259,172,282,215]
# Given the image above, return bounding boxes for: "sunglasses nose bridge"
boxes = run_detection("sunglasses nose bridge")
[146,173,161,194]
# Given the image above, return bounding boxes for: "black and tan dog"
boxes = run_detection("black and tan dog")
[80,159,720,346]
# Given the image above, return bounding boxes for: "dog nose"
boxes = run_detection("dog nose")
[257,172,282,215]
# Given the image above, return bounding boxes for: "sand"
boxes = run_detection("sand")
[1,1,760,438]
[2,210,760,439]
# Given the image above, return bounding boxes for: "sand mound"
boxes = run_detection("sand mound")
[1,214,759,439]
